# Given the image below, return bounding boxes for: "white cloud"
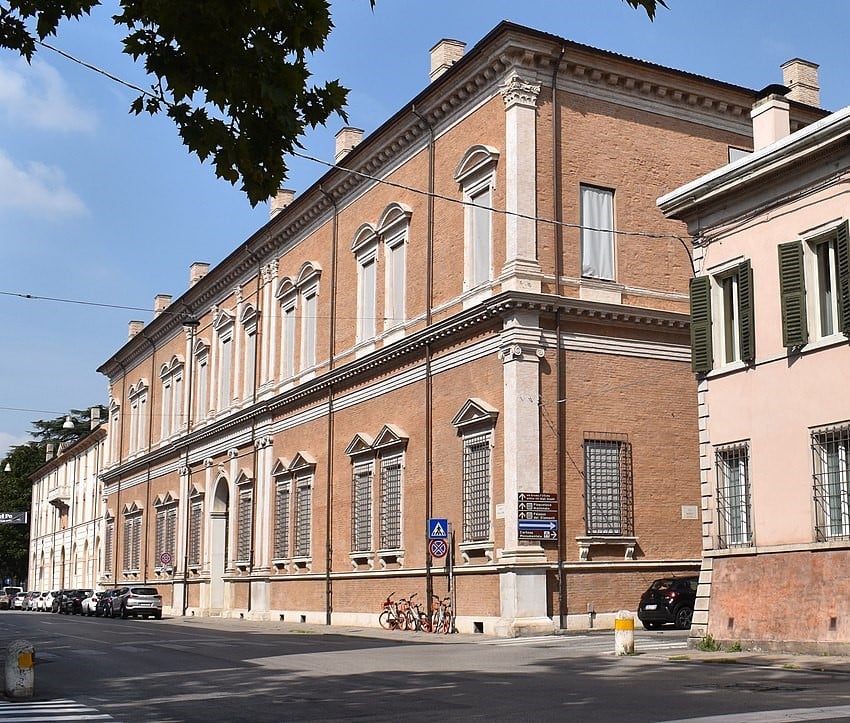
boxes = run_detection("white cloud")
[0,149,87,217]
[0,58,96,133]
[0,431,31,459]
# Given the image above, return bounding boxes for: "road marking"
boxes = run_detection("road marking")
[0,698,115,721]
[660,704,850,722]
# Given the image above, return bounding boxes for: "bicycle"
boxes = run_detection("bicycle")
[405,593,432,632]
[378,592,407,630]
[431,594,453,634]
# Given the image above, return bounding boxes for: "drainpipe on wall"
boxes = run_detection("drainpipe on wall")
[320,185,340,626]
[551,45,568,630]
[412,103,436,610]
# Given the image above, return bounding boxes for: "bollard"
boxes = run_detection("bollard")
[5,639,34,698]
[614,610,635,656]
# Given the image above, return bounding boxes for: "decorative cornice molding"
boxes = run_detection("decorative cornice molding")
[501,73,541,110]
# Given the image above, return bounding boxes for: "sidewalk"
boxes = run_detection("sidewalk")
[163,614,850,673]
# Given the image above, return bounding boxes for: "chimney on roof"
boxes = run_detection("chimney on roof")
[90,406,101,431]
[335,127,363,163]
[751,84,791,151]
[154,294,172,316]
[430,38,465,82]
[781,58,820,107]
[45,443,54,462]
[189,262,209,287]
[128,320,144,339]
[270,189,296,218]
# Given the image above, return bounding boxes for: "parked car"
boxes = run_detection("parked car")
[40,590,58,612]
[13,591,27,609]
[50,590,67,613]
[637,575,698,630]
[81,591,105,616]
[60,589,93,615]
[107,586,162,620]
[23,591,40,610]
[0,586,22,610]
[97,589,120,617]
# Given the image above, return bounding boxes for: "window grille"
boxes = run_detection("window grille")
[188,502,202,566]
[380,455,402,550]
[123,514,141,571]
[236,487,253,563]
[715,443,752,547]
[351,461,373,553]
[274,479,291,559]
[294,476,312,557]
[584,435,633,536]
[813,425,850,540]
[463,432,491,542]
[104,519,114,574]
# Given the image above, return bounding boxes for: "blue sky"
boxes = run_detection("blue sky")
[2,0,849,456]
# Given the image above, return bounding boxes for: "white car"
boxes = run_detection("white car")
[81,591,104,616]
[42,590,59,612]
[13,592,26,609]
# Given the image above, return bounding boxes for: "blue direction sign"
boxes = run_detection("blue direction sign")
[517,492,558,541]
[428,518,448,539]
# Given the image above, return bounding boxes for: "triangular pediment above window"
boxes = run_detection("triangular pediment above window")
[289,451,317,472]
[451,398,499,429]
[188,485,204,499]
[271,458,291,477]
[153,491,178,507]
[234,470,253,487]
[373,424,409,451]
[344,433,375,457]
[213,308,234,330]
[122,501,143,515]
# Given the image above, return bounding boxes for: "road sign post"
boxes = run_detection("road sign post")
[517,492,558,541]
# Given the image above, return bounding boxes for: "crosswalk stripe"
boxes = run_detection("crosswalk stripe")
[0,699,115,721]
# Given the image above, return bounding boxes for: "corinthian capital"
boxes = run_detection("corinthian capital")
[501,74,541,110]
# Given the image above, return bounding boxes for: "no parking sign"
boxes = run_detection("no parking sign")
[429,539,448,558]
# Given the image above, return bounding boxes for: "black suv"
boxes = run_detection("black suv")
[637,575,698,630]
[59,589,93,615]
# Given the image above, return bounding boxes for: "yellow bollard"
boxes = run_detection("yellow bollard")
[5,640,34,698]
[614,611,635,655]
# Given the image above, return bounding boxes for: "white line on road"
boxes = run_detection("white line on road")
[0,698,115,721]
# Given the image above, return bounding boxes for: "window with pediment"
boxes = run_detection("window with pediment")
[378,203,411,331]
[272,453,316,565]
[352,224,378,343]
[122,502,143,573]
[234,471,253,565]
[297,263,321,372]
[214,310,234,411]
[452,399,498,545]
[193,338,210,423]
[241,304,258,400]
[277,278,297,381]
[153,493,178,571]
[159,356,184,440]
[103,513,114,575]
[108,400,120,463]
[455,146,499,292]
[188,486,204,567]
[128,381,148,454]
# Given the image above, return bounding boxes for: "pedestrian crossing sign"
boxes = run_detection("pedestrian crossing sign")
[428,518,448,539]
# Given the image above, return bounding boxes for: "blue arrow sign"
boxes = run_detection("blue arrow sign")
[518,520,558,530]
[428,518,448,539]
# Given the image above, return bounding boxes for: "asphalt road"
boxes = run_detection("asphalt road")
[1,611,849,722]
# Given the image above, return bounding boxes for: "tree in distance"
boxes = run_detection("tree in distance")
[0,0,667,206]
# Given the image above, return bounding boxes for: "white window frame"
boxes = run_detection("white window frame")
[455,146,499,294]
[241,305,258,400]
[378,203,412,333]
[277,280,297,382]
[153,499,178,572]
[235,479,253,566]
[715,443,753,548]
[812,423,850,540]
[128,381,148,455]
[214,312,234,412]
[352,225,379,344]
[194,341,209,424]
[809,233,841,340]
[580,184,615,281]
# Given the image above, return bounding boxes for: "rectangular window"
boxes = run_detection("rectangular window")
[243,330,256,399]
[386,238,406,328]
[196,356,208,422]
[172,372,183,430]
[155,506,177,566]
[301,291,317,370]
[470,186,492,286]
[462,432,491,542]
[274,478,291,559]
[294,476,312,558]
[351,461,373,553]
[358,257,376,341]
[104,518,114,575]
[813,425,850,540]
[219,335,232,408]
[584,436,634,536]
[580,185,615,281]
[715,444,752,548]
[161,380,172,438]
[236,486,253,563]
[380,455,402,550]
[188,502,202,566]
[123,515,141,571]
[814,237,840,337]
[281,304,296,380]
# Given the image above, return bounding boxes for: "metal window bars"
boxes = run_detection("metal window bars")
[236,487,252,563]
[294,477,312,558]
[583,434,633,536]
[380,455,402,550]
[188,502,202,566]
[812,425,850,541]
[274,479,291,559]
[463,432,491,542]
[351,461,373,553]
[715,443,752,548]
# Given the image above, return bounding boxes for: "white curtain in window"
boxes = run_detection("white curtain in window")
[581,186,615,280]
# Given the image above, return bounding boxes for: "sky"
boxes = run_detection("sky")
[2,0,850,458]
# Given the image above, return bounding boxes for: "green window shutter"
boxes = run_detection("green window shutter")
[737,259,755,362]
[689,275,712,373]
[837,220,850,335]
[778,240,808,348]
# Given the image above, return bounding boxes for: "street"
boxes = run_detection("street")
[1,611,849,722]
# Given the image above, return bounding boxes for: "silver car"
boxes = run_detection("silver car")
[107,586,162,619]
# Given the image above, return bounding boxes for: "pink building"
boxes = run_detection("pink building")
[660,67,850,653]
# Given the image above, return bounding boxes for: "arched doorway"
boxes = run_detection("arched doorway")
[209,477,229,610]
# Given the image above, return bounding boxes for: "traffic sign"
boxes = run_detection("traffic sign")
[159,551,173,567]
[429,539,448,558]
[428,518,448,539]
[517,493,558,541]
[0,512,27,525]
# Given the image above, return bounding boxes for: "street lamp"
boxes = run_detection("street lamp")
[3,462,10,473]
[180,311,200,616]
[62,415,74,429]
